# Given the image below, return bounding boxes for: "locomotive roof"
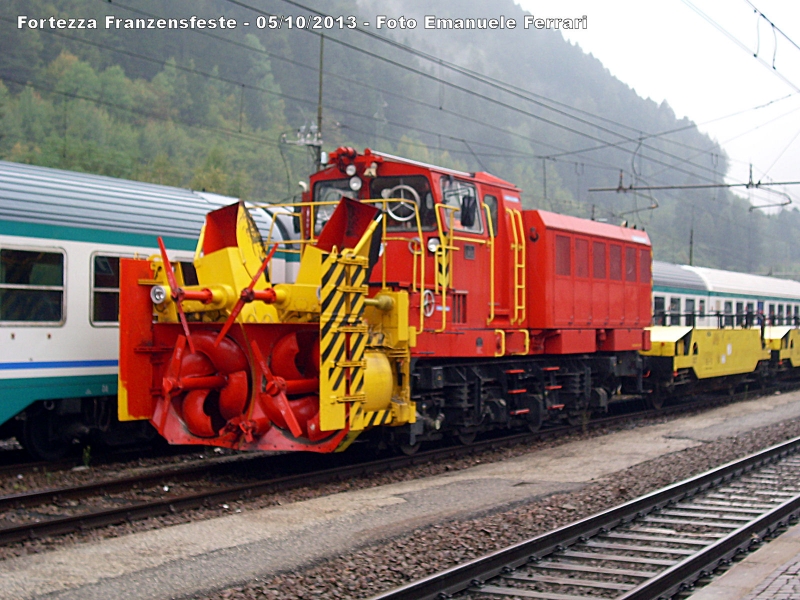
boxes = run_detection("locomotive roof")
[0,160,285,248]
[370,150,519,190]
[532,210,652,245]
[652,261,707,292]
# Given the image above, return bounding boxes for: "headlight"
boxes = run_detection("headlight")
[349,176,363,191]
[150,285,167,304]
[345,164,357,176]
[427,237,441,253]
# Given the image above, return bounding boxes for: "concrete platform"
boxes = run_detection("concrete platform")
[689,521,800,600]
[3,391,800,600]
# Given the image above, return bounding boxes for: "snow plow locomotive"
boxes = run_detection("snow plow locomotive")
[117,148,652,452]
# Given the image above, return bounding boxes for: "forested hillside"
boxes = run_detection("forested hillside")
[1,0,799,276]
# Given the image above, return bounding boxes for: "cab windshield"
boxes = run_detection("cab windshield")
[312,175,436,233]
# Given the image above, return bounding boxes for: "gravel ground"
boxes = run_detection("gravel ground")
[0,403,700,561]
[199,417,800,600]
[0,445,232,496]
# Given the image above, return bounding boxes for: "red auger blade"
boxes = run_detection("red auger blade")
[158,236,195,354]
[214,243,279,347]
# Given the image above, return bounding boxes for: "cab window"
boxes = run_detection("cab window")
[312,180,358,234]
[440,176,482,234]
[371,175,436,231]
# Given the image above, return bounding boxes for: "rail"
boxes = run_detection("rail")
[368,435,800,600]
[1,384,773,548]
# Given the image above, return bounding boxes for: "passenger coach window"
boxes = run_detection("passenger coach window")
[575,239,589,278]
[625,247,636,282]
[669,297,681,325]
[685,299,695,326]
[92,255,120,323]
[609,245,622,280]
[653,296,665,325]
[593,242,606,278]
[0,248,64,323]
[724,301,733,327]
[555,235,571,276]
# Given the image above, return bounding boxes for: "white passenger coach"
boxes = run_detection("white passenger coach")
[653,260,800,328]
[0,160,295,458]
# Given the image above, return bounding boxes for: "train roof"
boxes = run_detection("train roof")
[653,260,800,302]
[0,160,291,250]
[532,210,652,245]
[0,160,237,240]
[686,265,800,301]
[652,261,707,292]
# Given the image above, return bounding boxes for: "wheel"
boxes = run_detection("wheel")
[21,404,71,461]
[383,184,419,222]
[456,430,477,446]
[646,392,665,411]
[399,442,421,456]
[567,410,589,428]
[526,397,544,433]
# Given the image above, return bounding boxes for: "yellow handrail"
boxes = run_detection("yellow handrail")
[483,203,495,325]
[515,329,530,355]
[434,204,459,333]
[494,329,506,357]
[505,208,526,325]
[513,208,527,324]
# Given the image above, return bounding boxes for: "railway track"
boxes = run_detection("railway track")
[369,436,800,600]
[0,386,788,548]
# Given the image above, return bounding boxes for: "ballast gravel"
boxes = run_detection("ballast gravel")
[201,417,800,600]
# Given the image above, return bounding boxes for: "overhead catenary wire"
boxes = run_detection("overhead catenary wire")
[9,7,654,183]
[6,0,788,226]
[88,0,790,188]
[682,0,800,93]
[220,0,742,185]
[103,0,800,179]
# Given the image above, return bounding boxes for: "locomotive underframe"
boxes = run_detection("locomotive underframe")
[396,351,644,445]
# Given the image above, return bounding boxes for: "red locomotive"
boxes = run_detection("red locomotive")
[118,148,651,452]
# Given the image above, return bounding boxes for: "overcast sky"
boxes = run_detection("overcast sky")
[515,0,800,209]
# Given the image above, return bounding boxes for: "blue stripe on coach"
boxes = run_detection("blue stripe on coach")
[0,360,118,370]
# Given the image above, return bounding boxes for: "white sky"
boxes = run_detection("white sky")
[515,0,800,209]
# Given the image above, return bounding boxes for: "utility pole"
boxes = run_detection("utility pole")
[689,207,694,266]
[315,34,324,169]
[542,158,547,201]
[281,34,324,168]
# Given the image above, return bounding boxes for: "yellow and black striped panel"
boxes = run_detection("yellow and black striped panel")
[436,254,450,288]
[364,409,393,427]
[348,331,367,397]
[319,253,346,430]
[347,401,392,431]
